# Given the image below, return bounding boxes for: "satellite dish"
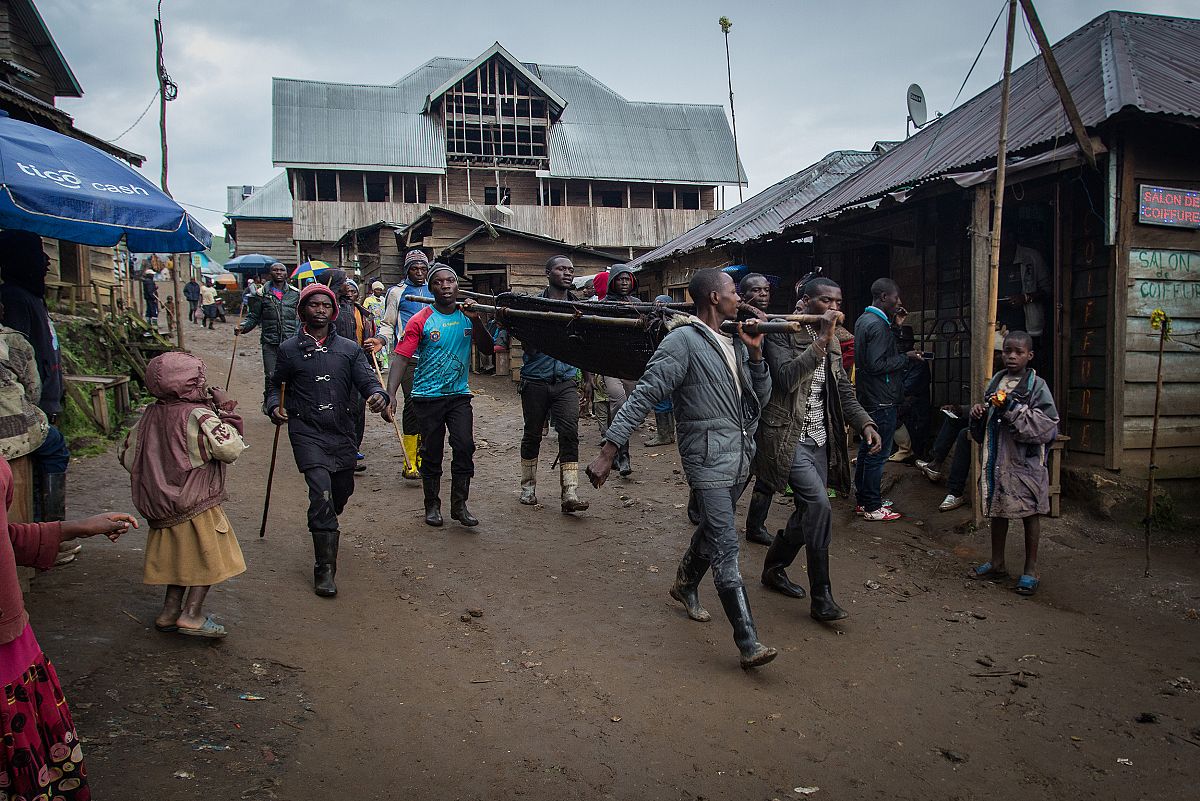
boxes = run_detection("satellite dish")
[907,83,928,128]
[494,204,513,217]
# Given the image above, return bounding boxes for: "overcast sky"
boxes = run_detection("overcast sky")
[45,0,1194,239]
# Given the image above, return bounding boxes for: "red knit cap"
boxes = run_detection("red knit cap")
[298,283,339,320]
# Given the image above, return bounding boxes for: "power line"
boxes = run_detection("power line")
[177,200,228,215]
[104,88,159,143]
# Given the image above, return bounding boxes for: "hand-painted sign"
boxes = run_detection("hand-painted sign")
[1128,249,1199,317]
[1138,184,1200,229]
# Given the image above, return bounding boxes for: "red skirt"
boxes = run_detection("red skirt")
[0,624,89,799]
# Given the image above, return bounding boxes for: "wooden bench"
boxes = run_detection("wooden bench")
[1049,434,1070,518]
[64,375,132,434]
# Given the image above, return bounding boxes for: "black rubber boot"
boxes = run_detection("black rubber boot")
[450,475,479,527]
[743,490,774,545]
[716,586,777,669]
[761,529,807,598]
[311,531,339,597]
[807,548,849,621]
[423,478,443,527]
[615,443,632,477]
[668,550,712,622]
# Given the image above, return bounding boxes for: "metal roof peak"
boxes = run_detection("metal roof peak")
[421,42,568,116]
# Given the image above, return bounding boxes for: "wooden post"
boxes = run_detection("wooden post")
[171,254,184,349]
[970,183,993,527]
[981,0,1018,399]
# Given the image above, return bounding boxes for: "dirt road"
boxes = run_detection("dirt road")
[28,322,1200,800]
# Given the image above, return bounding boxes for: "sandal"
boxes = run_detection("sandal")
[1014,575,1040,596]
[968,561,1008,581]
[176,617,227,638]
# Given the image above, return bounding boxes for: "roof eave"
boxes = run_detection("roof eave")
[9,0,82,97]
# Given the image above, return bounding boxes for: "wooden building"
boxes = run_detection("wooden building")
[0,0,145,312]
[225,173,294,265]
[271,42,744,270]
[655,11,1198,480]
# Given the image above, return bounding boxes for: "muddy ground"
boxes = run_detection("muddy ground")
[26,322,1200,800]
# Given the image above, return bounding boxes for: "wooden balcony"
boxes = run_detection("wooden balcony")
[292,201,718,250]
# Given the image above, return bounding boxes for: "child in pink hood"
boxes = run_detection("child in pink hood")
[120,352,247,637]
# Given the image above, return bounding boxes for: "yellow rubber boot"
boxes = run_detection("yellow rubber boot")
[402,434,421,480]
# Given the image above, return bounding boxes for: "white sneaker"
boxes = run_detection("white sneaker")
[861,507,902,521]
[939,494,965,511]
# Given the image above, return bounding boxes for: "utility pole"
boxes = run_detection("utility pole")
[155,0,184,349]
[719,16,743,204]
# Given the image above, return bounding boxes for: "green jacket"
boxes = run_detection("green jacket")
[240,284,300,345]
[753,332,874,495]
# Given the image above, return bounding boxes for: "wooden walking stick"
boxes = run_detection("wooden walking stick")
[224,299,248,390]
[369,350,415,475]
[259,383,286,539]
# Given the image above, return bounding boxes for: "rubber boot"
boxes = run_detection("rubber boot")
[311,531,339,597]
[743,490,775,545]
[716,586,778,669]
[450,475,479,527]
[615,443,632,477]
[643,411,675,447]
[807,548,849,621]
[761,529,807,598]
[402,435,421,480]
[668,550,711,622]
[423,477,443,527]
[519,458,538,505]
[559,462,589,514]
[43,473,78,565]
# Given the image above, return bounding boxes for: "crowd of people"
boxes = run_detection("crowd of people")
[0,237,1062,797]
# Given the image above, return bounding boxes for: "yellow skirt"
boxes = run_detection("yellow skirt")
[142,505,246,586]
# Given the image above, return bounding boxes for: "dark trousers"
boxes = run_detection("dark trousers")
[304,467,355,533]
[929,414,969,463]
[351,391,366,450]
[414,395,475,480]
[261,343,279,403]
[187,299,198,322]
[519,379,579,462]
[946,427,973,497]
[685,484,745,591]
[784,438,832,550]
[33,425,70,474]
[399,360,418,436]
[855,405,898,512]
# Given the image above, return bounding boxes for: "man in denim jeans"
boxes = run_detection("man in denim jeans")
[852,278,924,521]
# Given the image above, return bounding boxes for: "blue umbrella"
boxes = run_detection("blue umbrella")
[224,253,279,275]
[0,111,211,252]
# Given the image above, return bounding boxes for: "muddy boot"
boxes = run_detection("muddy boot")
[43,473,78,566]
[615,443,632,477]
[686,489,702,525]
[668,550,711,622]
[450,475,479,527]
[311,531,339,597]
[559,462,589,514]
[761,529,806,598]
[423,478,443,527]
[519,458,538,505]
[643,411,675,447]
[717,586,777,669]
[743,490,774,545]
[807,548,848,621]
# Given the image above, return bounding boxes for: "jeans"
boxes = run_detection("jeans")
[946,427,973,497]
[414,395,475,480]
[929,414,968,464]
[784,438,832,550]
[32,425,70,474]
[685,485,745,591]
[187,299,198,322]
[520,379,579,463]
[304,467,355,533]
[855,405,897,513]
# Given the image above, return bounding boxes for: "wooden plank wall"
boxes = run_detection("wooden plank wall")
[459,233,619,295]
[0,6,60,104]
[1116,128,1200,478]
[232,219,295,264]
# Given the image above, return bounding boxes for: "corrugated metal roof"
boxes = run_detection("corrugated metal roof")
[227,173,293,220]
[626,149,879,270]
[273,45,742,184]
[785,11,1200,229]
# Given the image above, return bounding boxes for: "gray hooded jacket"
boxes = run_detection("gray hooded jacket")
[603,317,771,490]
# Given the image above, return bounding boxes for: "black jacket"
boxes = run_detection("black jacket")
[266,330,385,472]
[240,284,300,345]
[852,307,907,410]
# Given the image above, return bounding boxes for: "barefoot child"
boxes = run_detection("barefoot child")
[967,330,1059,595]
[120,352,247,637]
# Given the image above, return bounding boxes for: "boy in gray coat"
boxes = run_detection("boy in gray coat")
[587,268,776,670]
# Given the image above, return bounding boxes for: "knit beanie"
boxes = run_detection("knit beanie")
[404,249,430,269]
[298,283,339,320]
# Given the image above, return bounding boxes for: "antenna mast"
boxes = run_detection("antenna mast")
[719,16,743,204]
